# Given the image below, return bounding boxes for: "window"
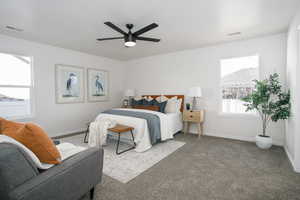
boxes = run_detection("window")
[220,55,259,114]
[0,52,33,119]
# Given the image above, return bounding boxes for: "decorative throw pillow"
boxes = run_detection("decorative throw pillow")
[152,99,168,113]
[176,98,183,112]
[134,96,142,101]
[131,99,143,106]
[164,98,177,113]
[0,117,3,133]
[160,95,169,102]
[4,123,61,164]
[165,97,182,113]
[144,96,153,101]
[141,98,154,105]
[0,118,24,135]
[155,96,161,102]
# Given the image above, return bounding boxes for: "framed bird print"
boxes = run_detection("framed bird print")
[87,68,109,102]
[55,64,85,103]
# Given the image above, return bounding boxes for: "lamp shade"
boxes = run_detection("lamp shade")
[124,89,135,97]
[187,87,202,97]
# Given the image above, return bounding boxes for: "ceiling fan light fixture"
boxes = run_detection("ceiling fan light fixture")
[97,22,160,47]
[124,35,136,47]
[125,41,136,47]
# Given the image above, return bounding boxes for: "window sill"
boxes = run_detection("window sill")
[218,112,259,119]
[5,115,35,121]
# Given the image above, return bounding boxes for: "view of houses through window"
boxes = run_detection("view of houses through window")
[220,55,259,114]
[0,52,33,118]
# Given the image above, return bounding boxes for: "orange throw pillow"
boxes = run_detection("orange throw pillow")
[0,117,3,133]
[0,118,24,135]
[5,123,61,164]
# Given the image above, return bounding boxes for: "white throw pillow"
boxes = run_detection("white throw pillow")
[176,99,182,113]
[155,96,181,113]
[143,96,153,101]
[163,96,179,113]
[160,95,169,102]
[165,98,177,113]
[155,96,162,102]
[134,96,142,101]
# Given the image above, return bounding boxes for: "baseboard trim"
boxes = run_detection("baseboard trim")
[284,146,300,173]
[201,132,283,146]
[51,128,86,139]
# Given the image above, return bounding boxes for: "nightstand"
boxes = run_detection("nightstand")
[182,110,205,138]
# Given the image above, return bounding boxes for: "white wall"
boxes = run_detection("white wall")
[286,9,300,172]
[125,33,287,145]
[0,34,125,137]
[0,32,290,152]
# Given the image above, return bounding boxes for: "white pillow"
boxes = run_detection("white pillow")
[134,96,142,101]
[160,95,169,102]
[143,96,153,101]
[176,98,182,112]
[163,96,180,113]
[155,96,162,102]
[155,96,181,113]
[165,98,177,113]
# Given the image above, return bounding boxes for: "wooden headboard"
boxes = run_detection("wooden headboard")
[142,95,185,112]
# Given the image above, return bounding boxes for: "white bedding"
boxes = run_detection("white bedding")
[166,112,183,134]
[95,108,183,152]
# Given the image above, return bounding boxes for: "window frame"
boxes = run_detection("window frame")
[218,54,260,117]
[0,52,35,120]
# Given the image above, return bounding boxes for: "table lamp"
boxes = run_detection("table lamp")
[187,87,202,110]
[124,89,135,106]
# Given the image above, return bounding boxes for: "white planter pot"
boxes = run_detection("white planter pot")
[255,135,272,149]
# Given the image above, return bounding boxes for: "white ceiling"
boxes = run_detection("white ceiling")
[0,0,299,60]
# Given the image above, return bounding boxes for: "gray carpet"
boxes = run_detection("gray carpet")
[83,133,300,200]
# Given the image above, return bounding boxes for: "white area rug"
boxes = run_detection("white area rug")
[103,139,185,183]
[61,135,185,183]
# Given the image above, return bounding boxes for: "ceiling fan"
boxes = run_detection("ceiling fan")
[97,22,160,47]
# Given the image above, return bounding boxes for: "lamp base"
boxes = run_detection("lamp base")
[192,97,201,110]
[192,97,197,110]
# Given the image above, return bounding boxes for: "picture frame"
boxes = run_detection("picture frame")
[55,64,85,104]
[87,68,109,102]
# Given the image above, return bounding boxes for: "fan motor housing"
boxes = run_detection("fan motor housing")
[126,24,134,30]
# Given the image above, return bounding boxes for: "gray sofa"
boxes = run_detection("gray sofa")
[0,143,104,200]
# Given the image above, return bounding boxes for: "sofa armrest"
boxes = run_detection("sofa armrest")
[10,147,103,200]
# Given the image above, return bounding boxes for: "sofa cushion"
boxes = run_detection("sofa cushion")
[4,123,61,164]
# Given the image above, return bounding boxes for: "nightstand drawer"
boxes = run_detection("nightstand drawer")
[183,110,203,122]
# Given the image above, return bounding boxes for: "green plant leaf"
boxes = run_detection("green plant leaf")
[241,73,291,135]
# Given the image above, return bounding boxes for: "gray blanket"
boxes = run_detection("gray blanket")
[102,109,161,145]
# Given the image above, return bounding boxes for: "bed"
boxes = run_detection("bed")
[95,95,184,152]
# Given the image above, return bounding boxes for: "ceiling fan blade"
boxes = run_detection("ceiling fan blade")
[136,36,160,42]
[97,37,124,41]
[104,22,128,35]
[133,23,158,36]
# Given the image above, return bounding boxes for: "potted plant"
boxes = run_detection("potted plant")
[186,103,191,110]
[242,73,291,149]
